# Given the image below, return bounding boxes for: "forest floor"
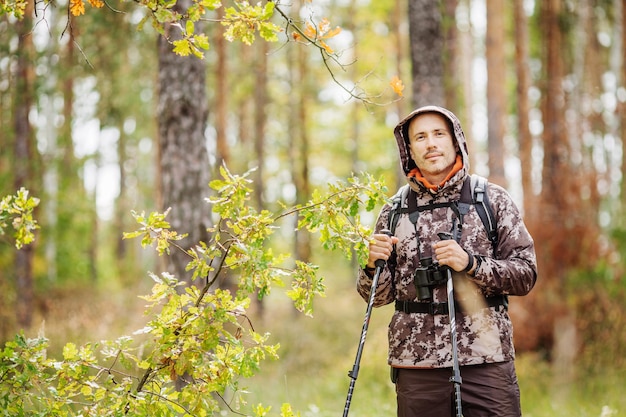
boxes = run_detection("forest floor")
[16,275,625,417]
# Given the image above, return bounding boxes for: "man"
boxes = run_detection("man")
[358,105,537,417]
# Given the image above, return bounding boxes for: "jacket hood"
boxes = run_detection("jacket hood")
[393,105,470,186]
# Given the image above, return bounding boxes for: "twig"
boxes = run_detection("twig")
[272,1,398,107]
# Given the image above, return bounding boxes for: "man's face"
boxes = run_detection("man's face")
[407,112,458,184]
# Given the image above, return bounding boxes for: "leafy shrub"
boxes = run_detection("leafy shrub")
[0,169,388,416]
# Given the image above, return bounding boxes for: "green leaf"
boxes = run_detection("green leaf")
[173,39,192,56]
[194,33,210,50]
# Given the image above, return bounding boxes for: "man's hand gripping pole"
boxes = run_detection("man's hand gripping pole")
[342,229,392,417]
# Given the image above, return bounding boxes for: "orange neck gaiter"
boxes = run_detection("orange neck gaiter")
[407,155,463,190]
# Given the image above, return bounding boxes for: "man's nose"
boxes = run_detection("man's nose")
[424,135,437,147]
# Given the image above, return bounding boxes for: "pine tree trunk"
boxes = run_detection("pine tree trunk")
[513,0,533,207]
[617,1,626,221]
[529,0,573,355]
[253,41,268,211]
[459,0,475,170]
[157,4,210,284]
[215,6,229,169]
[408,0,445,107]
[443,0,459,110]
[393,0,410,188]
[13,0,36,328]
[292,0,312,268]
[486,0,507,188]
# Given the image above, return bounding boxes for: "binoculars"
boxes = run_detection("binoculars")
[414,257,449,300]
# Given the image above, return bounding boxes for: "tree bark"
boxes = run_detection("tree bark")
[215,6,229,170]
[408,0,445,107]
[157,2,211,284]
[513,0,533,206]
[13,0,36,328]
[393,0,409,188]
[292,0,312,268]
[459,0,475,170]
[486,0,507,188]
[253,41,268,211]
[617,0,626,223]
[443,0,459,110]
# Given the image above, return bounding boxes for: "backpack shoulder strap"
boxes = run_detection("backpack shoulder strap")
[387,184,411,235]
[387,176,499,253]
[468,174,498,252]
[386,185,411,288]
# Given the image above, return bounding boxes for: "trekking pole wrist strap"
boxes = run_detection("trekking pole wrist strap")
[463,251,475,272]
[363,265,376,276]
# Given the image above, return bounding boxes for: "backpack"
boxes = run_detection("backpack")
[386,174,498,263]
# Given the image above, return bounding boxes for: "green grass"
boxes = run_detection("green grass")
[517,353,623,417]
[17,259,625,417]
[244,269,625,417]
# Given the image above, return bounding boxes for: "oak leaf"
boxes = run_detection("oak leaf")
[390,75,404,97]
[69,0,85,16]
[303,22,316,39]
[320,41,333,54]
[87,0,104,8]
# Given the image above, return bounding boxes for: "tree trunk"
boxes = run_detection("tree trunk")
[507,0,542,354]
[617,1,626,223]
[527,0,574,355]
[115,122,128,261]
[253,41,268,211]
[513,0,533,207]
[408,0,445,107]
[459,0,475,170]
[157,3,211,284]
[442,0,459,110]
[215,6,229,170]
[575,0,603,229]
[486,0,507,188]
[13,0,36,328]
[237,46,253,157]
[393,0,409,188]
[292,0,312,268]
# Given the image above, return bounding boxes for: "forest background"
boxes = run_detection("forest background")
[1,0,626,416]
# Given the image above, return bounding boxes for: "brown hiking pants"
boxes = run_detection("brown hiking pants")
[395,361,521,417]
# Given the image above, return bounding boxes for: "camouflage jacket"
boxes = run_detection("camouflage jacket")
[357,106,537,368]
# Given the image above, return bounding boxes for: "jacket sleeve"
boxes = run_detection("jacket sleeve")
[356,204,396,307]
[469,184,537,296]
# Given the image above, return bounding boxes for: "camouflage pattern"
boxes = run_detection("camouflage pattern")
[357,106,537,368]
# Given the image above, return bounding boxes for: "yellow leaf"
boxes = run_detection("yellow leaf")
[81,385,92,396]
[303,23,316,39]
[320,41,333,54]
[318,18,330,34]
[88,0,104,8]
[390,75,405,97]
[323,26,342,39]
[173,39,192,56]
[69,0,85,16]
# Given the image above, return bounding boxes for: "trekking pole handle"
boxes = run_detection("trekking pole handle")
[374,229,393,268]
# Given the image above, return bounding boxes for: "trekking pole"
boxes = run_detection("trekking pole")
[343,229,392,417]
[438,232,463,417]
